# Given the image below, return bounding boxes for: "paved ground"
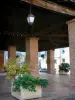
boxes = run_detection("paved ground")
[41,73,70,97]
[1,93,75,100]
[0,73,75,100]
[0,93,17,100]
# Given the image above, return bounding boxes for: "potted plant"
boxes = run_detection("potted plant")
[59,63,70,75]
[4,58,48,100]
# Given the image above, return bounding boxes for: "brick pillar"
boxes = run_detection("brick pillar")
[26,37,39,77]
[47,49,55,74]
[0,51,4,72]
[8,46,16,59]
[67,19,75,90]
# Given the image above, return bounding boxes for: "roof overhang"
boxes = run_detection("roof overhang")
[22,0,75,16]
[0,0,75,51]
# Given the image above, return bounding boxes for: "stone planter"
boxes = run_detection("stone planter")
[59,71,68,75]
[11,85,42,100]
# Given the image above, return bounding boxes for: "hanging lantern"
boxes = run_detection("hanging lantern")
[27,13,35,25]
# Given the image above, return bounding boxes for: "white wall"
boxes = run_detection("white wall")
[4,48,70,73]
[54,47,70,74]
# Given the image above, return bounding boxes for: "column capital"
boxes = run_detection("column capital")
[0,51,4,53]
[25,37,39,40]
[66,19,75,25]
[48,49,54,51]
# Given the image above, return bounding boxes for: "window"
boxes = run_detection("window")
[62,59,65,62]
[62,48,65,54]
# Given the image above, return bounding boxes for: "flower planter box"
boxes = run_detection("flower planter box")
[59,71,68,75]
[11,85,42,100]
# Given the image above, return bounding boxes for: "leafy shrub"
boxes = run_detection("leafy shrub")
[4,58,48,92]
[4,59,20,79]
[4,59,30,79]
[59,63,70,72]
[13,74,48,92]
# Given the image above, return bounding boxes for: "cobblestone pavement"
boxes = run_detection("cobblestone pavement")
[0,73,75,100]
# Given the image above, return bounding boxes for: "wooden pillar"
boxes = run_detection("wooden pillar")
[47,49,55,74]
[0,51,4,72]
[26,37,39,77]
[8,46,16,59]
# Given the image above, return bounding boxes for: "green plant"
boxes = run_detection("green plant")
[20,63,30,74]
[4,58,30,79]
[59,63,70,72]
[13,74,48,92]
[4,59,20,79]
[4,58,48,92]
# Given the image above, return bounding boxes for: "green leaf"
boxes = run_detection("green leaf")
[13,74,48,92]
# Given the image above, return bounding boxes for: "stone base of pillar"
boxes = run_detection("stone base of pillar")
[47,69,55,74]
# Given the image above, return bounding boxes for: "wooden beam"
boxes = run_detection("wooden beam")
[40,40,68,43]
[39,42,68,51]
[39,34,68,37]
[23,0,75,16]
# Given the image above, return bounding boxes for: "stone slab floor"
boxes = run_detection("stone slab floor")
[0,73,75,100]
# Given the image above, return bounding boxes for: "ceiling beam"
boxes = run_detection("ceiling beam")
[39,34,68,37]
[40,40,68,44]
[39,42,68,51]
[23,0,75,16]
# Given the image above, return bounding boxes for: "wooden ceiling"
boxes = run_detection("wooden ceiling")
[24,0,75,16]
[47,0,75,9]
[0,0,74,51]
